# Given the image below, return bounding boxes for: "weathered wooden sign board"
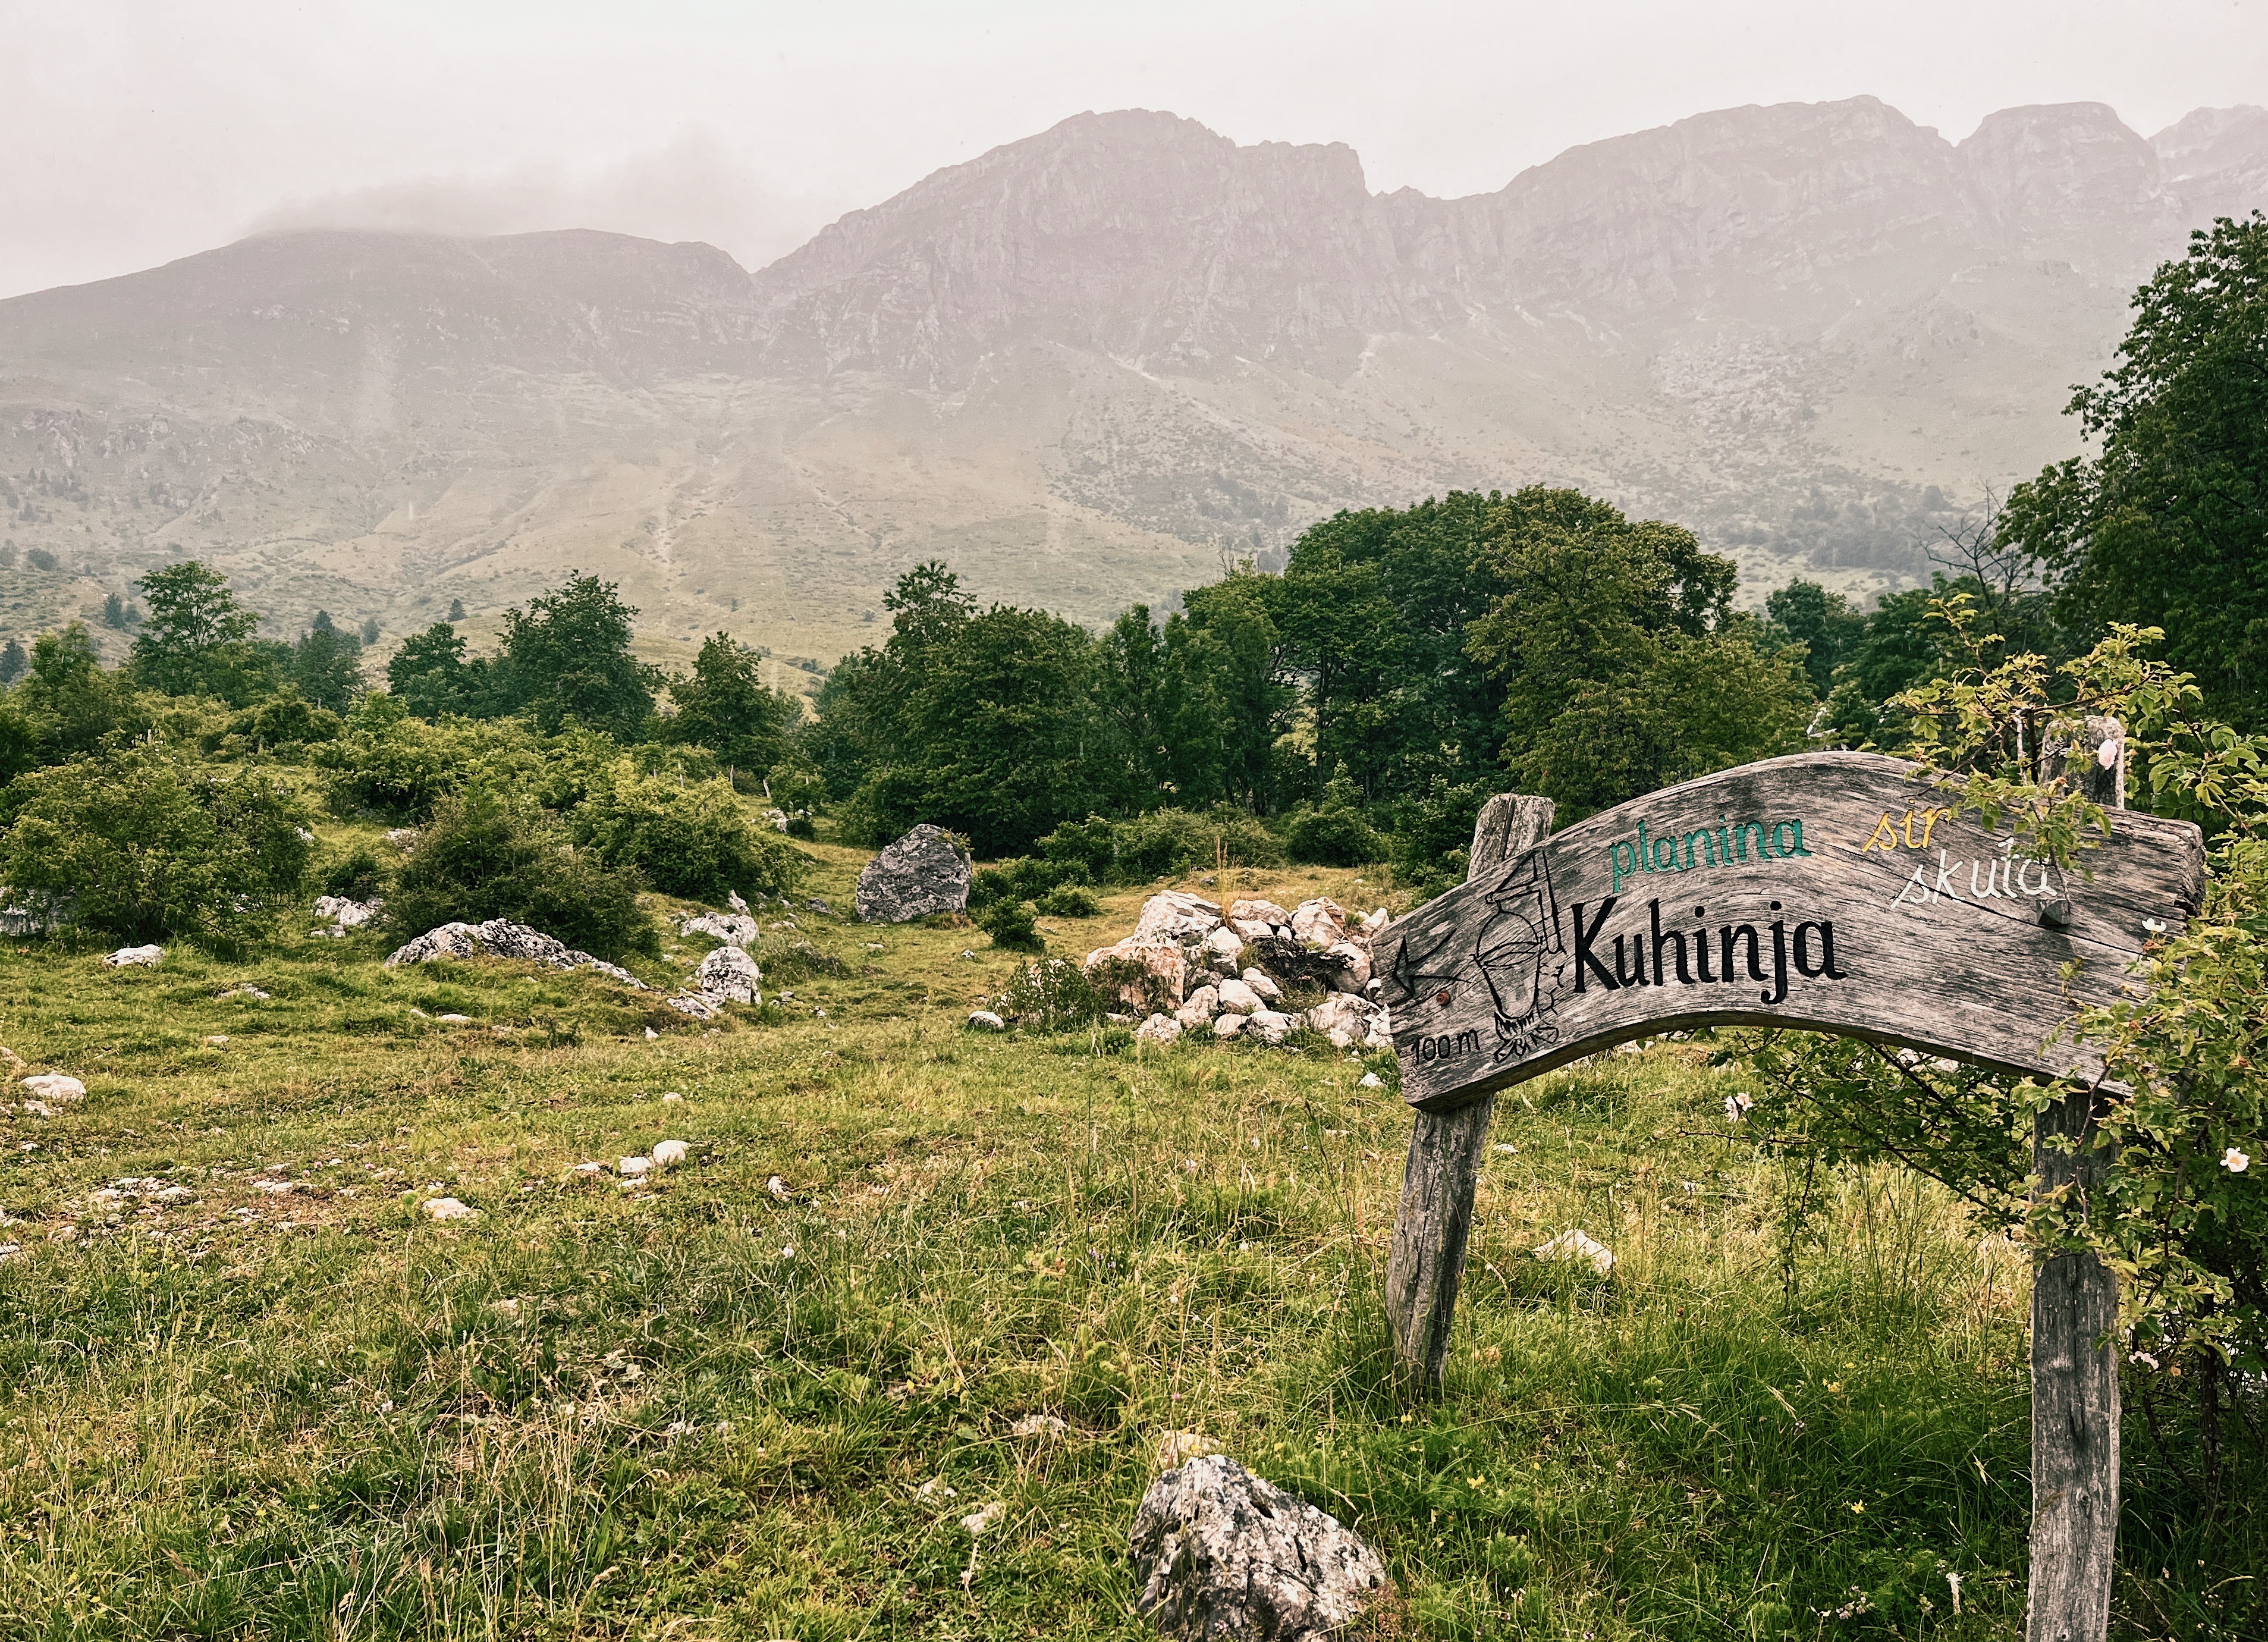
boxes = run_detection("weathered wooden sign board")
[1383,751,2205,1110]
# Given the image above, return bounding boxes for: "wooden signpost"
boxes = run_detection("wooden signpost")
[1381,745,2204,1642]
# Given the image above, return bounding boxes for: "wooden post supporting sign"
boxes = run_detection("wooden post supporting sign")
[2027,718,2126,1642]
[1384,795,1553,1386]
[1379,747,2204,1639]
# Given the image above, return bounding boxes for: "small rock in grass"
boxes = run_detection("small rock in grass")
[1135,1013,1182,1045]
[203,1035,229,1048]
[1011,1413,1069,1439]
[571,1162,607,1178]
[422,1197,477,1222]
[966,1010,1006,1032]
[652,1139,689,1167]
[21,1074,85,1103]
[436,1013,472,1024]
[644,1027,659,1040]
[1129,1453,1386,1641]
[1534,1228,1615,1275]
[20,1100,54,1118]
[619,1156,652,1178]
[1245,1009,1297,1046]
[1357,1072,1382,1088]
[767,1175,790,1200]
[102,945,164,968]
[962,1500,1006,1536]
[1174,985,1220,1029]
[1212,1013,1246,1040]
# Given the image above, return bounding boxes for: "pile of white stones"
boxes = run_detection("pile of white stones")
[1079,890,1394,1051]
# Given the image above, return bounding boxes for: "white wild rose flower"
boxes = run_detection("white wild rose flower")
[2225,1147,2251,1173]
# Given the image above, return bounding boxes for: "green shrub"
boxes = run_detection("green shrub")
[0,749,314,943]
[1036,881,1101,918]
[568,766,802,902]
[387,789,656,960]
[970,855,1089,909]
[1284,803,1384,868]
[1036,809,1283,884]
[1386,778,1491,899]
[994,955,1104,1029]
[784,813,817,841]
[321,847,385,903]
[316,695,478,818]
[977,898,1044,953]
[215,691,345,755]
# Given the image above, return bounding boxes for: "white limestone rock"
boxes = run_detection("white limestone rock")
[384,920,650,989]
[1304,994,1377,1050]
[967,1010,1007,1032]
[1238,968,1280,1003]
[102,945,164,968]
[422,1196,477,1221]
[1128,1453,1388,1642]
[1323,941,1372,993]
[1534,1229,1616,1276]
[681,912,761,948]
[21,1073,86,1104]
[1245,1009,1298,1046]
[1212,1013,1247,1040]
[1289,899,1349,947]
[690,944,762,1004]
[1215,978,1261,1016]
[1133,891,1221,944]
[1136,1013,1183,1045]
[1175,985,1221,1030]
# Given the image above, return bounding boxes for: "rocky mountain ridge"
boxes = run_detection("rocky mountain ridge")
[2,96,2263,668]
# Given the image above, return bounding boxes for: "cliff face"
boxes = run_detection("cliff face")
[751,109,1409,381]
[2,98,2264,665]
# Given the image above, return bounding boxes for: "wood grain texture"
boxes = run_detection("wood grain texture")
[1383,794,1556,1386]
[1381,751,2204,1112]
[2027,716,2123,1642]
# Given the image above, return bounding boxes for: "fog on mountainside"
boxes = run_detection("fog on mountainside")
[2,96,2264,670]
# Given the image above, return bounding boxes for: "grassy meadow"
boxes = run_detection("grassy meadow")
[0,842,2257,1640]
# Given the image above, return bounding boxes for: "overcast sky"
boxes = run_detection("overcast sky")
[4,0,2263,299]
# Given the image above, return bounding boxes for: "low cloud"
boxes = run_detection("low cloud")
[241,126,835,273]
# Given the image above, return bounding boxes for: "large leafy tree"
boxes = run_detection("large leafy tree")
[290,611,363,713]
[1178,569,1296,812]
[1468,488,1810,819]
[666,632,800,777]
[386,623,504,720]
[130,561,275,703]
[495,573,661,738]
[2001,212,2268,729]
[14,623,139,758]
[1275,492,1512,802]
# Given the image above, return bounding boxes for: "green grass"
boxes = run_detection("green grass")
[0,851,2257,1639]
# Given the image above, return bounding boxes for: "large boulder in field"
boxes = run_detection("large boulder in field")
[855,825,971,923]
[1129,1453,1388,1641]
[384,920,650,990]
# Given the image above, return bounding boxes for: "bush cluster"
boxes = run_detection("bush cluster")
[388,790,656,962]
